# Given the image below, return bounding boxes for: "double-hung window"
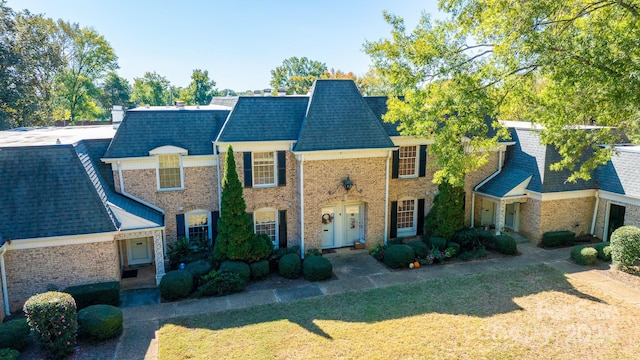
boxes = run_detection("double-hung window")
[187,212,210,242]
[254,208,278,246]
[157,154,183,190]
[252,152,276,187]
[397,198,417,237]
[398,146,418,178]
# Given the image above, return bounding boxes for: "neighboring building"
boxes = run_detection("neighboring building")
[1,79,638,319]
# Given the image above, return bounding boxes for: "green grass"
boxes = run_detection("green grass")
[159,264,640,359]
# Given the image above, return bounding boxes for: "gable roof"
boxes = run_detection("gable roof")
[294,80,395,152]
[217,96,308,142]
[76,139,164,229]
[0,145,119,240]
[104,108,230,158]
[596,146,640,197]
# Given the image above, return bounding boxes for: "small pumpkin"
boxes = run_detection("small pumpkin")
[408,262,414,269]
[413,261,421,269]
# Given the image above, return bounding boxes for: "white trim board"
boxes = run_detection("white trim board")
[294,148,395,161]
[598,190,640,207]
[527,189,596,201]
[5,232,118,250]
[215,141,295,152]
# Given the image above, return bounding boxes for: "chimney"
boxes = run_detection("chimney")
[253,90,262,97]
[277,88,286,97]
[175,100,186,109]
[263,88,272,97]
[111,105,124,129]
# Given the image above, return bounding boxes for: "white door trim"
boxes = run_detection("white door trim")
[126,237,153,265]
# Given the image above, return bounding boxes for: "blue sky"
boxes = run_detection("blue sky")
[7,1,444,91]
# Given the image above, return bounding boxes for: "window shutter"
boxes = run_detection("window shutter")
[176,214,185,237]
[417,198,425,236]
[419,145,427,177]
[243,152,252,188]
[391,150,399,179]
[211,211,220,243]
[278,210,287,249]
[247,212,253,225]
[390,201,398,238]
[277,151,286,186]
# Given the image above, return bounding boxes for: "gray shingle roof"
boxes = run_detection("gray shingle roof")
[0,145,118,240]
[477,168,532,197]
[104,109,229,158]
[294,80,395,151]
[217,96,308,142]
[76,139,164,227]
[362,96,402,136]
[596,147,640,197]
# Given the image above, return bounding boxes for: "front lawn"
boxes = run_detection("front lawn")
[159,264,640,359]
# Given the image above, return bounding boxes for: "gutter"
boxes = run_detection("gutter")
[383,150,391,245]
[590,190,600,237]
[470,149,504,227]
[0,244,10,316]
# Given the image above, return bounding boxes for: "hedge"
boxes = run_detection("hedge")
[494,234,518,255]
[64,281,120,310]
[0,318,30,350]
[303,256,333,281]
[570,245,598,266]
[610,226,640,272]
[541,231,575,248]
[77,305,123,341]
[383,244,415,269]
[159,270,194,301]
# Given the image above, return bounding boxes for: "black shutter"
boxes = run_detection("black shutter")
[211,211,220,242]
[391,150,399,179]
[247,212,253,225]
[419,145,427,177]
[278,210,287,249]
[176,214,185,237]
[277,151,286,186]
[243,152,252,188]
[417,198,425,236]
[390,201,398,238]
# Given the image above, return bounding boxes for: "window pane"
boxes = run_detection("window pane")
[159,154,181,189]
[397,199,415,230]
[255,210,277,244]
[253,152,275,186]
[398,146,417,177]
[188,214,209,241]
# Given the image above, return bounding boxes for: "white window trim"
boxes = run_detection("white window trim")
[253,208,279,248]
[252,151,277,188]
[185,210,212,242]
[398,146,419,179]
[156,154,185,191]
[397,197,418,237]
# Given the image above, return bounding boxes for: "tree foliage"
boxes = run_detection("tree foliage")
[182,69,217,105]
[424,182,465,240]
[270,56,327,95]
[365,1,640,184]
[97,71,132,113]
[131,71,170,106]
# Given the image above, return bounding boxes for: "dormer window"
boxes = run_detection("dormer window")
[150,145,188,191]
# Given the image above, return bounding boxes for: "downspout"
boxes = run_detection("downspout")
[0,244,10,316]
[590,190,600,236]
[299,155,305,259]
[471,149,504,227]
[214,143,222,211]
[383,150,391,245]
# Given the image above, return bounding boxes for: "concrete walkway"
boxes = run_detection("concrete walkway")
[115,241,640,360]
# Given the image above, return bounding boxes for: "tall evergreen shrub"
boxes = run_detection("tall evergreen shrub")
[424,182,465,240]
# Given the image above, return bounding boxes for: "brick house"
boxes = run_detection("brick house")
[1,79,638,319]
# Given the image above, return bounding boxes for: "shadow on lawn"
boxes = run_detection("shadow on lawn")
[165,263,607,340]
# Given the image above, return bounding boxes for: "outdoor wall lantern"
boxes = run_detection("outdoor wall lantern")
[328,174,363,194]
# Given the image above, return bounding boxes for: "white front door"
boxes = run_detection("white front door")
[127,237,153,265]
[321,207,336,248]
[504,203,519,231]
[481,199,496,226]
[344,205,364,247]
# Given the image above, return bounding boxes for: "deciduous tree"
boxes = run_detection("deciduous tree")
[131,71,170,106]
[98,71,132,113]
[182,69,217,105]
[270,56,327,95]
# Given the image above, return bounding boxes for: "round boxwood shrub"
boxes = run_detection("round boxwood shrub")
[0,318,30,351]
[428,237,448,251]
[303,256,333,281]
[279,253,301,279]
[77,305,123,341]
[249,259,270,279]
[23,291,78,359]
[406,240,428,258]
[610,226,640,272]
[593,242,612,262]
[194,270,246,297]
[383,244,415,269]
[570,245,598,266]
[159,270,194,301]
[0,349,19,360]
[494,234,518,255]
[185,260,213,282]
[219,260,251,283]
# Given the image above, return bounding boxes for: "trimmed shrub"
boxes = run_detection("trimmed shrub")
[593,242,612,262]
[610,226,640,272]
[452,228,494,252]
[446,242,461,255]
[63,281,120,310]
[0,318,30,350]
[428,237,447,251]
[474,246,487,258]
[383,244,415,269]
[0,349,19,360]
[279,253,302,279]
[459,251,474,261]
[305,248,323,258]
[77,305,123,341]
[269,246,300,270]
[24,291,78,359]
[185,260,213,284]
[570,245,598,265]
[303,256,333,281]
[219,261,251,283]
[159,270,194,301]
[494,234,518,255]
[406,240,429,258]
[195,270,246,297]
[249,259,270,279]
[541,231,575,248]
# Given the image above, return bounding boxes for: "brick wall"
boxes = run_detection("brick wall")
[465,151,501,226]
[519,198,542,241]
[4,240,119,312]
[120,166,218,244]
[594,199,640,240]
[537,196,595,243]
